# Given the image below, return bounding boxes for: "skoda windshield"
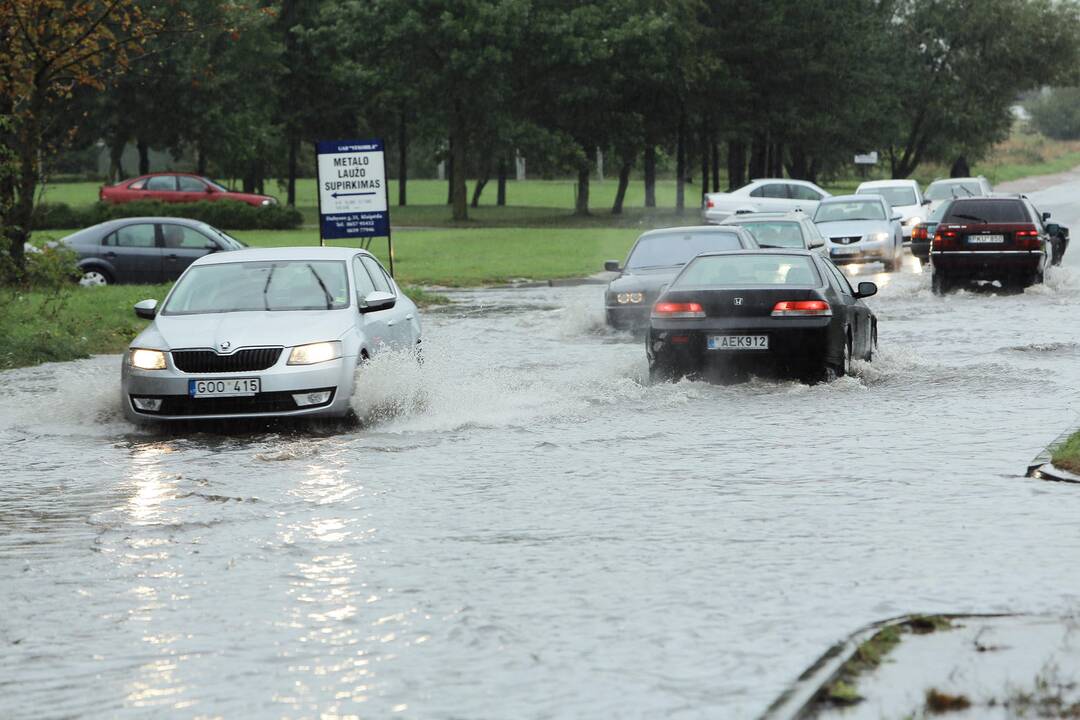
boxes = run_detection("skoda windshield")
[163,260,350,315]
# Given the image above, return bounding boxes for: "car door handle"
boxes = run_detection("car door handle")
[166,253,178,259]
[387,320,395,326]
[405,314,414,320]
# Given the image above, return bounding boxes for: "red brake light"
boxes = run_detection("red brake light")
[706,199,715,209]
[771,300,832,317]
[652,302,705,318]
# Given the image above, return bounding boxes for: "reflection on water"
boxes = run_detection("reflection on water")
[1,240,1080,717]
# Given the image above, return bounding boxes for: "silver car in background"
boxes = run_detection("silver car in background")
[855,179,929,240]
[925,176,993,213]
[813,195,904,271]
[121,247,420,422]
[718,210,828,253]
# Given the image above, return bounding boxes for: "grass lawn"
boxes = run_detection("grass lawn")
[1051,430,1080,475]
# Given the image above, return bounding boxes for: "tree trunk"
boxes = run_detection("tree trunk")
[700,120,710,205]
[197,147,207,176]
[643,143,656,208]
[446,135,454,205]
[575,159,590,216]
[771,143,784,178]
[9,90,45,272]
[711,143,721,192]
[398,109,408,206]
[496,158,507,206]
[676,113,687,211]
[471,177,488,207]
[109,138,126,182]
[787,145,808,180]
[727,140,746,190]
[612,159,632,214]
[286,137,298,206]
[136,139,150,175]
[950,155,970,178]
[450,109,467,220]
[749,134,767,179]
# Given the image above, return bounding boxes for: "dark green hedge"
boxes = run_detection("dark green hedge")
[33,200,303,231]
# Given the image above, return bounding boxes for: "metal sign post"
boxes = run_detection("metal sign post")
[314,138,394,274]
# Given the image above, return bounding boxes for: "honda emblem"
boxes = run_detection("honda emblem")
[733,297,743,306]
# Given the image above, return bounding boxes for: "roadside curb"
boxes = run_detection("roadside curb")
[758,613,1013,720]
[1026,421,1080,482]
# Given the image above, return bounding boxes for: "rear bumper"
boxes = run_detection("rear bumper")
[911,240,931,263]
[930,250,1044,277]
[647,320,836,373]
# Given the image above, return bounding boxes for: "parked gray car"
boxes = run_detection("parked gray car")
[603,226,758,331]
[121,246,420,422]
[59,217,246,285]
[812,195,904,271]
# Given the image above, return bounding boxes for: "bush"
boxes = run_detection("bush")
[33,199,303,231]
[1029,87,1080,141]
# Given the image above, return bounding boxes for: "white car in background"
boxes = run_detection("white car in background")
[703,178,831,223]
[855,179,929,240]
[924,176,993,213]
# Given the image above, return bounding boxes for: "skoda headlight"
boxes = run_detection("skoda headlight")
[288,341,342,366]
[129,348,167,370]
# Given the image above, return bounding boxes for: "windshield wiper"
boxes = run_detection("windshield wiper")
[632,263,683,270]
[951,213,987,224]
[306,264,334,309]
[262,265,276,310]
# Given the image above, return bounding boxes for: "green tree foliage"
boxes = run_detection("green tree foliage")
[1029,87,1080,141]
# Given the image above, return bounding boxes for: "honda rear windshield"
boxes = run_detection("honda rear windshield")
[626,231,744,269]
[942,200,1030,224]
[675,254,820,287]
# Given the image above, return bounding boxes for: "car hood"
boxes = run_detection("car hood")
[815,219,892,237]
[135,310,353,351]
[607,267,683,293]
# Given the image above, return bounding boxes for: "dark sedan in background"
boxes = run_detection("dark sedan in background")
[603,226,757,331]
[60,217,245,285]
[647,250,877,383]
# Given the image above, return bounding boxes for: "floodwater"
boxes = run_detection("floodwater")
[2,183,1080,720]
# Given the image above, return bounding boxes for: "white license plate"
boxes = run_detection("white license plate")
[831,247,857,256]
[189,378,260,398]
[708,335,769,350]
[967,234,1004,244]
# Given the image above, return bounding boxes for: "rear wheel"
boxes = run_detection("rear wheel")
[824,333,852,382]
[931,271,951,295]
[80,267,111,286]
[865,323,877,362]
[648,361,679,384]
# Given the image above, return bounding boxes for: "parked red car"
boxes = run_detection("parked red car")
[99,173,277,207]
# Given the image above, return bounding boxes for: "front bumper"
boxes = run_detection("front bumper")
[121,354,357,422]
[827,240,890,264]
[606,304,651,331]
[930,250,1044,279]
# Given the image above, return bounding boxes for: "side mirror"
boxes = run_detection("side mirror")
[134,299,158,319]
[809,238,825,249]
[604,260,621,272]
[359,290,396,313]
[855,281,877,299]
[1043,211,1051,221]
[204,242,219,253]
[922,199,931,206]
[1046,222,1060,235]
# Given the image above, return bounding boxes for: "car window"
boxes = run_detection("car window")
[177,176,206,192]
[626,230,745,268]
[789,184,822,201]
[128,179,146,190]
[675,254,820,287]
[821,259,854,295]
[163,260,350,314]
[161,224,213,249]
[750,183,788,199]
[942,199,1029,224]
[805,220,827,244]
[105,224,157,248]
[352,256,377,301]
[925,181,983,201]
[738,221,805,248]
[857,186,917,207]
[1024,200,1045,232]
[360,256,393,294]
[145,175,176,191]
[814,200,885,222]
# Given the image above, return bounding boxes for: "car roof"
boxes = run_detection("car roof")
[857,179,918,189]
[820,194,885,204]
[638,225,748,238]
[193,246,371,266]
[691,248,816,258]
[746,177,821,188]
[719,211,807,223]
[928,176,985,185]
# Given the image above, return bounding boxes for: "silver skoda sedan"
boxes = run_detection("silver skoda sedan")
[121,246,421,422]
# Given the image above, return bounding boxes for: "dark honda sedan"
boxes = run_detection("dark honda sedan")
[59,217,245,285]
[603,226,758,331]
[647,250,877,383]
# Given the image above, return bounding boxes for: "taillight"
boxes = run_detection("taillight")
[912,226,926,241]
[1015,226,1041,249]
[652,302,705,318]
[771,300,832,317]
[706,199,715,209]
[933,229,959,250]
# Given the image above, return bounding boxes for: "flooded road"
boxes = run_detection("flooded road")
[3,184,1080,719]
